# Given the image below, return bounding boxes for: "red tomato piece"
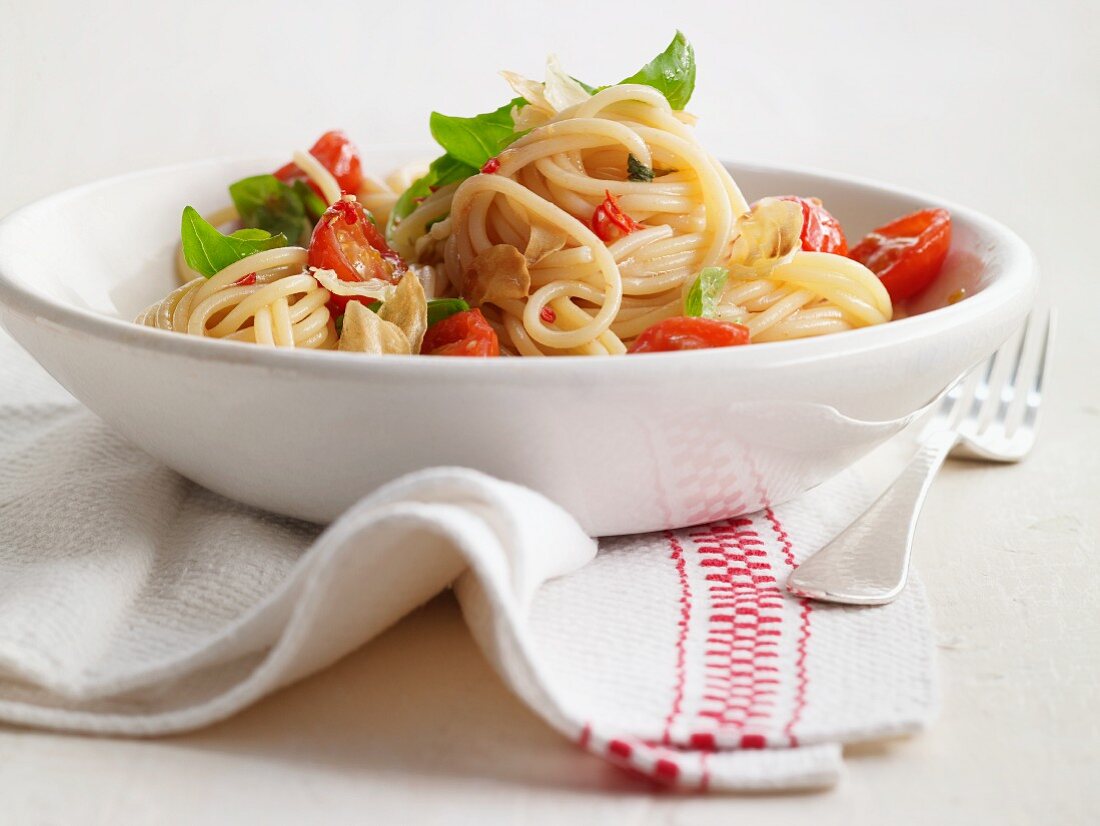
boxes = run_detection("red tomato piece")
[275,130,364,194]
[591,190,640,242]
[308,199,406,314]
[849,208,952,302]
[773,196,848,255]
[628,317,751,353]
[421,309,500,357]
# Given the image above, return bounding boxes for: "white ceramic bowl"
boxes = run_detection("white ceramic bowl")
[0,152,1037,535]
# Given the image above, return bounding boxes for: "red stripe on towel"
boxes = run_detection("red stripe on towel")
[661,531,693,745]
[685,520,784,747]
[765,506,812,747]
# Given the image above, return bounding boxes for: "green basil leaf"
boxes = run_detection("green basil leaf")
[426,298,469,328]
[619,31,696,109]
[627,154,654,182]
[228,228,273,241]
[572,76,599,94]
[387,178,431,239]
[228,175,312,247]
[386,153,478,242]
[431,152,479,186]
[684,266,729,318]
[292,179,328,221]
[429,98,524,169]
[388,96,531,243]
[181,206,287,278]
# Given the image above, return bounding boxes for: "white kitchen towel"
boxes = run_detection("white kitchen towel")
[0,335,936,792]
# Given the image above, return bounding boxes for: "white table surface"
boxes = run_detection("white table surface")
[1,0,1097,822]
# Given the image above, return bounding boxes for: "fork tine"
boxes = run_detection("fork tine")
[1022,309,1054,430]
[962,347,997,426]
[1031,310,1053,398]
[1006,313,1032,388]
[934,371,969,419]
[946,366,981,429]
[936,385,959,421]
[992,313,1032,426]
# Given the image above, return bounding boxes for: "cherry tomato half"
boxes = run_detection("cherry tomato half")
[421,309,500,357]
[628,317,751,353]
[275,130,364,195]
[849,208,952,302]
[591,190,641,242]
[774,196,848,255]
[308,199,406,314]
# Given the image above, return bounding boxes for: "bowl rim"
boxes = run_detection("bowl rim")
[0,154,1038,379]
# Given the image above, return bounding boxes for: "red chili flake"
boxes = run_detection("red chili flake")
[234,272,257,286]
[591,190,640,242]
[539,306,556,323]
[480,157,501,174]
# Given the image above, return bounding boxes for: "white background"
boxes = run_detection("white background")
[1,0,1098,822]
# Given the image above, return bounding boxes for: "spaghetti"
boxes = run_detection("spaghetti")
[139,34,954,358]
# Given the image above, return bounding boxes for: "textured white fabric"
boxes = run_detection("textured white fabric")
[0,334,936,791]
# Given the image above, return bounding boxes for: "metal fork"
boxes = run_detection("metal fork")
[787,309,1054,605]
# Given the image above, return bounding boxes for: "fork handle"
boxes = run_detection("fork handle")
[786,429,958,605]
